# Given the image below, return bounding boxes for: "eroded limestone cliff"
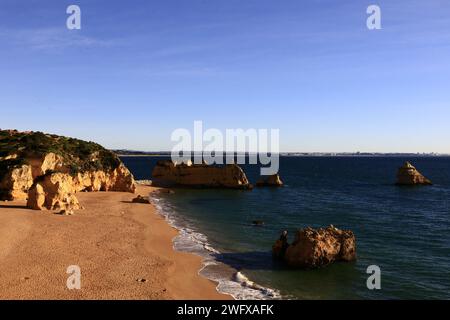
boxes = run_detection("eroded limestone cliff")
[0,129,136,211]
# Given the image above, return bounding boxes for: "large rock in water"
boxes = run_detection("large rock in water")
[0,129,136,207]
[152,160,252,189]
[396,161,432,185]
[283,226,356,268]
[256,174,283,187]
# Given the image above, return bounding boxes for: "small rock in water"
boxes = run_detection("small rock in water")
[252,220,265,226]
[256,174,284,187]
[158,189,175,194]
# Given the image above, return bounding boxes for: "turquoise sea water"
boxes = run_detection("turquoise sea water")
[121,156,450,299]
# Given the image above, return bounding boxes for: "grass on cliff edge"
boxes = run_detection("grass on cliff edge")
[0,130,121,179]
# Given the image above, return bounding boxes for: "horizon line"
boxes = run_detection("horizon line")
[113,150,450,156]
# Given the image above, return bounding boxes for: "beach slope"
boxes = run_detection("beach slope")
[0,185,230,300]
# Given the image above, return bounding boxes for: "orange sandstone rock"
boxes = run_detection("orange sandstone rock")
[152,160,252,189]
[256,174,283,187]
[27,173,81,211]
[396,161,432,185]
[283,225,356,268]
[72,163,136,193]
[132,195,150,204]
[0,130,136,211]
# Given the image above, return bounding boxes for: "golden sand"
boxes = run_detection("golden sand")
[0,185,231,300]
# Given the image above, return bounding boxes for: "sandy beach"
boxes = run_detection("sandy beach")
[0,185,231,300]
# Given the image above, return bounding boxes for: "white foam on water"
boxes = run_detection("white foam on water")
[150,193,281,300]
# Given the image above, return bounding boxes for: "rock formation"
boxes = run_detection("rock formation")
[57,209,75,216]
[272,230,289,259]
[256,174,283,187]
[0,129,136,211]
[132,195,150,204]
[252,220,265,226]
[71,163,136,193]
[273,226,356,268]
[155,188,175,194]
[1,154,135,201]
[151,160,252,189]
[396,161,432,186]
[27,173,81,211]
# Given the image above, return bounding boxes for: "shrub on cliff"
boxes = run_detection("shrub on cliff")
[0,129,135,202]
[0,129,120,177]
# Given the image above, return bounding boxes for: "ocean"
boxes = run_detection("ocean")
[121,156,450,299]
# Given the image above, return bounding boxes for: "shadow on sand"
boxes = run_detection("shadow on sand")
[0,204,28,209]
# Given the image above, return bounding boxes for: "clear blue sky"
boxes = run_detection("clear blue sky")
[1,0,449,153]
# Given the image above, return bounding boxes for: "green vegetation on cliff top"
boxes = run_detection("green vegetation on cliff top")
[0,130,121,178]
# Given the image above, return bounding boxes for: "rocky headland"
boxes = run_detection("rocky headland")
[151,160,252,189]
[0,129,136,212]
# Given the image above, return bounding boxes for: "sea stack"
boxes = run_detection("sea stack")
[256,174,284,187]
[151,160,252,189]
[396,161,432,186]
[273,225,356,268]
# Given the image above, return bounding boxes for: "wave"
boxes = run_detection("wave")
[150,193,281,300]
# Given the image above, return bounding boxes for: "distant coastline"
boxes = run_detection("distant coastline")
[113,150,449,157]
[117,154,169,157]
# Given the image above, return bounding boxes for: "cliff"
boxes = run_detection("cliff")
[396,161,432,185]
[151,160,252,189]
[0,129,135,210]
[27,172,82,211]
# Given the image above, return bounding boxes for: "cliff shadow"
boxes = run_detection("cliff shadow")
[212,251,285,271]
[0,204,28,209]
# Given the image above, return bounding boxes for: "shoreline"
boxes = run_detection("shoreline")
[149,187,281,300]
[0,185,231,300]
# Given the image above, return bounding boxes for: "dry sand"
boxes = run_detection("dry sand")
[0,185,231,300]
